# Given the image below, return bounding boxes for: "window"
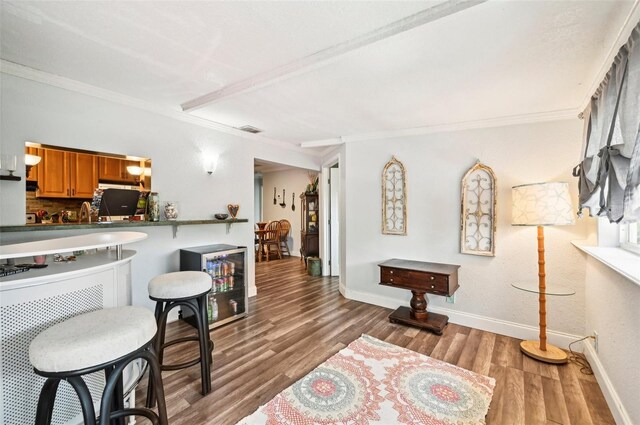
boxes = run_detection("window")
[620,221,640,255]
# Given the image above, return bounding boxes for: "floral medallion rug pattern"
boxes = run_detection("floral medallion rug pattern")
[237,334,495,425]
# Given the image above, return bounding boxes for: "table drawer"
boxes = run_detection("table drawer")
[380,267,450,295]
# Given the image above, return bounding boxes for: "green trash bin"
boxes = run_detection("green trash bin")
[307,257,321,276]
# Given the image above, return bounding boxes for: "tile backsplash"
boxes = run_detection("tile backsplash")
[26,191,86,217]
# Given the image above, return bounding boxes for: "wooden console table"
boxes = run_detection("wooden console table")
[379,259,460,335]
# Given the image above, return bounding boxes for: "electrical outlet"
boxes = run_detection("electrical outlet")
[593,330,599,353]
[446,294,456,304]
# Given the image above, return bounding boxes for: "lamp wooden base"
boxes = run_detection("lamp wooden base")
[520,340,568,364]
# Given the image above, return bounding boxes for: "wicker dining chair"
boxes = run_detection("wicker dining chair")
[278,219,291,257]
[262,221,282,261]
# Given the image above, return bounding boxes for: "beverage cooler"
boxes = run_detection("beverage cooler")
[179,244,248,329]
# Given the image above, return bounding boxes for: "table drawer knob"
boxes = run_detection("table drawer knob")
[430,284,435,288]
[430,276,435,280]
[390,270,393,274]
[390,278,394,282]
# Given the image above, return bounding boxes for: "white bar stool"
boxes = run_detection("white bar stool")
[29,306,168,425]
[147,271,213,403]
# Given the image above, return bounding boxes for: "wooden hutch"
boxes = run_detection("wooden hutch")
[299,192,319,266]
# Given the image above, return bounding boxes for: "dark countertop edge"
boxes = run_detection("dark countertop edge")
[0,218,249,232]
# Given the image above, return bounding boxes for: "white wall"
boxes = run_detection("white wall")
[583,256,640,424]
[342,119,593,339]
[261,168,310,256]
[0,74,320,308]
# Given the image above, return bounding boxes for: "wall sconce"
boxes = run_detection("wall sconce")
[126,165,143,176]
[0,154,20,181]
[25,153,42,175]
[126,165,148,188]
[203,154,219,175]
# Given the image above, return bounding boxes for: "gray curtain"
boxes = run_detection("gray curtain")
[575,23,640,223]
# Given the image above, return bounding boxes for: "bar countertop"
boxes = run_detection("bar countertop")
[0,218,248,233]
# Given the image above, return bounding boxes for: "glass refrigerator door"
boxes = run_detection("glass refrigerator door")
[202,251,246,326]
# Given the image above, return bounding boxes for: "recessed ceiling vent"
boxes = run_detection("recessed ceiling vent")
[238,125,263,134]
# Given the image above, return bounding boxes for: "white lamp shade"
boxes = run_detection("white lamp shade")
[25,154,41,166]
[126,165,143,176]
[512,182,575,226]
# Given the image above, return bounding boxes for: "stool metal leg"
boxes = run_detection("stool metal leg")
[101,344,168,425]
[35,376,96,425]
[147,295,213,401]
[154,301,166,367]
[145,346,169,425]
[34,378,60,425]
[146,300,167,409]
[197,295,212,395]
[104,366,126,425]
[67,376,97,425]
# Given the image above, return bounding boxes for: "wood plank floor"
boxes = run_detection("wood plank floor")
[136,256,614,425]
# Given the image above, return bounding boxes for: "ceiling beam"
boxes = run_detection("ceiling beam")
[180,0,486,112]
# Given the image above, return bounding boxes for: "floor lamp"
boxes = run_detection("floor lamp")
[512,182,575,364]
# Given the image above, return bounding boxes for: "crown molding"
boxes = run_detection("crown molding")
[0,60,320,157]
[300,108,579,147]
[578,0,640,111]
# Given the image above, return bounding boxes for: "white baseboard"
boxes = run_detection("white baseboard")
[582,341,632,425]
[339,281,346,297]
[344,287,581,349]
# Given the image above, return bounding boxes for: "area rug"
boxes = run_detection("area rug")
[237,334,495,425]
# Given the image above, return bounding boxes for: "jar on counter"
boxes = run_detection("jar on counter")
[164,201,179,221]
[148,192,160,222]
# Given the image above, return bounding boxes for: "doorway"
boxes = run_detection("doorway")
[329,164,340,277]
[253,159,319,290]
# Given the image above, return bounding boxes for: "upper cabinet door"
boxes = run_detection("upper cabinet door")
[98,156,123,181]
[38,149,70,197]
[70,153,98,198]
[98,157,138,183]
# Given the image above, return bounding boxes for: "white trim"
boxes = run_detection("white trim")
[620,241,640,256]
[320,152,340,277]
[303,138,343,148]
[0,60,319,156]
[578,0,640,111]
[344,287,581,349]
[582,340,633,425]
[320,144,344,157]
[300,108,578,147]
[339,282,347,298]
[572,241,640,287]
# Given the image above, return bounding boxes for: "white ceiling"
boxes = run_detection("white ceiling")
[1,1,636,148]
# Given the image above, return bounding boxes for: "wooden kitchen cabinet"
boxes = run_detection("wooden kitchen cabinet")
[37,149,97,198]
[25,146,41,182]
[70,153,98,198]
[98,156,139,183]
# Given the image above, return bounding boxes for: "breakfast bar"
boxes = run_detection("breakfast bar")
[0,232,147,425]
